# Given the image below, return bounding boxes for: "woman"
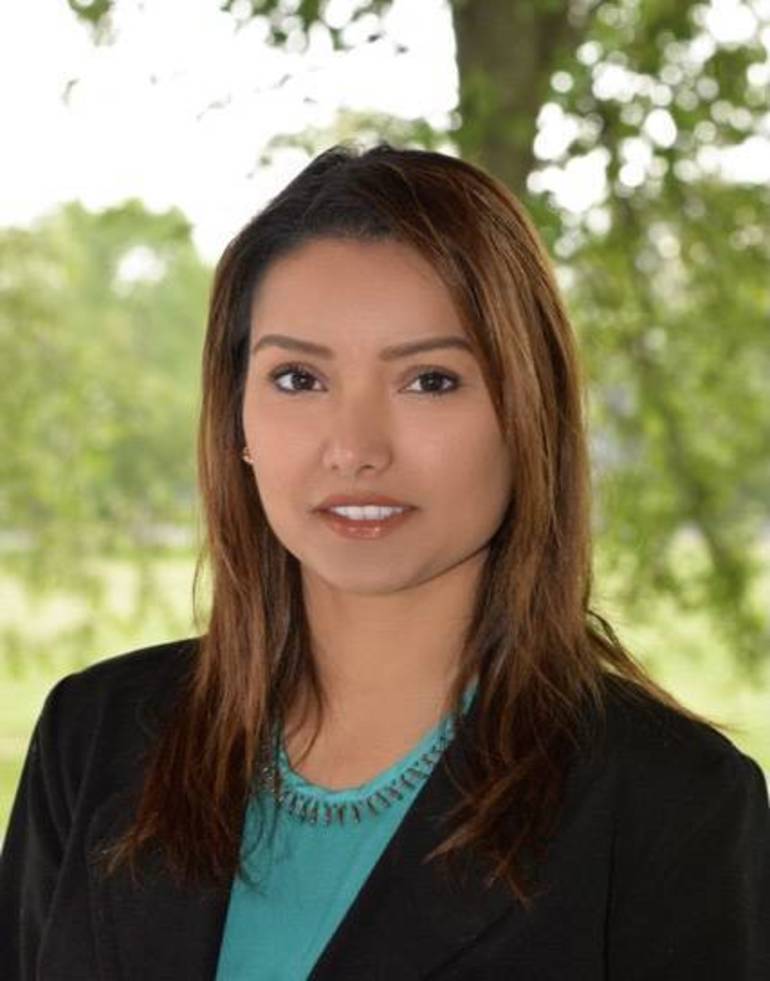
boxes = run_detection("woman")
[1,142,768,980]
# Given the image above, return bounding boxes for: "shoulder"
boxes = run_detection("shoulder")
[33,637,199,795]
[2,638,201,865]
[574,682,770,976]
[586,674,769,848]
[595,674,765,785]
[63,634,198,689]
[42,635,198,726]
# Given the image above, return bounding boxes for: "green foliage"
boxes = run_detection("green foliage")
[67,0,112,24]
[522,1,770,671]
[572,181,770,669]
[254,106,454,164]
[0,201,209,603]
[219,0,393,52]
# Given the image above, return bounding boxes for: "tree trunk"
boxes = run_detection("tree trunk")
[451,0,583,195]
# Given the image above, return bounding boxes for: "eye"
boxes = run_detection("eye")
[268,363,321,395]
[404,369,461,397]
[267,363,462,398]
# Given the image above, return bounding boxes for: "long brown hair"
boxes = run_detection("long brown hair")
[105,141,730,906]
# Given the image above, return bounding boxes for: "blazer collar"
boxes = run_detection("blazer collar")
[310,691,521,979]
[88,690,527,979]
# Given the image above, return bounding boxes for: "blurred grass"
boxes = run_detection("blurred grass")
[1,541,768,836]
[0,551,201,835]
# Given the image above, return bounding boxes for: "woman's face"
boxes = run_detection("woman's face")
[242,236,513,596]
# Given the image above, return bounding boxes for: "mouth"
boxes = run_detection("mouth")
[316,506,417,540]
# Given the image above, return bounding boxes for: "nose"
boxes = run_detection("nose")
[321,392,392,474]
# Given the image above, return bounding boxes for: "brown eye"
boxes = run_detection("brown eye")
[268,363,321,394]
[405,370,460,397]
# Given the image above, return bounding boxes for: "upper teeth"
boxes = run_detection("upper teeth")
[328,505,407,520]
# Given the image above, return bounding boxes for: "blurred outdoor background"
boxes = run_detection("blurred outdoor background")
[1,0,769,836]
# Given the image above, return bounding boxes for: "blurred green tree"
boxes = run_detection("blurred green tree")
[0,201,209,628]
[58,0,770,672]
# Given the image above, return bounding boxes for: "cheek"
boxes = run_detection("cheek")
[242,387,302,458]
[247,428,317,518]
[434,413,507,480]
[459,428,513,519]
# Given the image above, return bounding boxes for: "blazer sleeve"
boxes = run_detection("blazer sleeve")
[606,748,770,980]
[0,678,74,981]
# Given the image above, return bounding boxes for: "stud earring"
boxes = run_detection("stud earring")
[241,446,253,464]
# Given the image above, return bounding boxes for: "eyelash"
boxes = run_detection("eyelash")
[266,362,462,399]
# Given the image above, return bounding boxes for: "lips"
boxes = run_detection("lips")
[317,505,417,539]
[315,494,415,511]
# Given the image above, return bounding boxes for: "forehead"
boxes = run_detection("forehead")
[247,238,478,366]
[250,237,458,324]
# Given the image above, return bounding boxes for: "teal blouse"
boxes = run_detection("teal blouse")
[215,679,478,980]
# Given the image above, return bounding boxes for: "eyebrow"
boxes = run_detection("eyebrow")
[250,333,475,361]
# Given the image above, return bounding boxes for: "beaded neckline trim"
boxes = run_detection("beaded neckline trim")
[261,683,477,828]
[261,725,457,827]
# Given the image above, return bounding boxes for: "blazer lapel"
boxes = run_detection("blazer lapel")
[309,695,522,980]
[86,789,231,981]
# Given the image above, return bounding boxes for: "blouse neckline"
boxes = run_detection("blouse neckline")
[269,677,478,826]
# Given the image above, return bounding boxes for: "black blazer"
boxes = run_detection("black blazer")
[1,638,769,980]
